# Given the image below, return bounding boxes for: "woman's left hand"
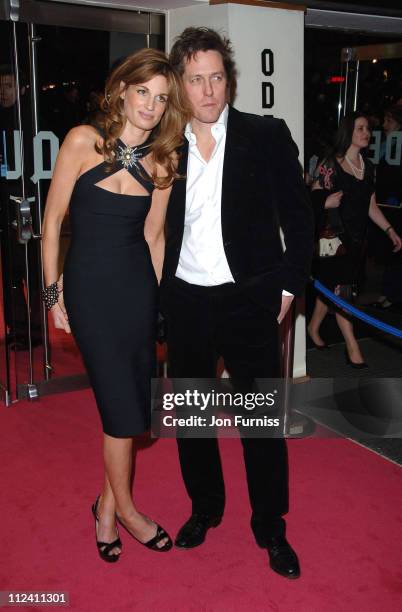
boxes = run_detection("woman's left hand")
[388,228,402,252]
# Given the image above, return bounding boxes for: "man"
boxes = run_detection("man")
[161,27,313,579]
[0,64,41,350]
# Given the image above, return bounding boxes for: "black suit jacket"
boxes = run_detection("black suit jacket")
[162,106,314,314]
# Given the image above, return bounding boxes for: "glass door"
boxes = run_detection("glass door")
[338,42,402,205]
[338,41,402,310]
[0,20,27,405]
[0,1,165,403]
[339,42,402,118]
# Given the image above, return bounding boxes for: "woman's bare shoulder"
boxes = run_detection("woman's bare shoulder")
[62,125,102,152]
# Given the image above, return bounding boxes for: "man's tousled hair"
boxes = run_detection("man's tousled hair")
[170,27,237,102]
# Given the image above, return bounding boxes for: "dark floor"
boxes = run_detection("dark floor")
[305,306,402,465]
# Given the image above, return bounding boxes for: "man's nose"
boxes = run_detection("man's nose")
[203,79,213,97]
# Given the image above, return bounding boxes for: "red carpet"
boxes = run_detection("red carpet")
[1,389,401,611]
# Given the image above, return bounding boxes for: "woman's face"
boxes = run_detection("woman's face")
[351,117,371,149]
[121,74,169,132]
[383,114,401,135]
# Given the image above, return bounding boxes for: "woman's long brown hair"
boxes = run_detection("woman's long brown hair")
[96,48,190,189]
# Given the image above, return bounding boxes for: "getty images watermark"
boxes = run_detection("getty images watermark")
[162,388,280,428]
[151,379,285,438]
[151,377,402,439]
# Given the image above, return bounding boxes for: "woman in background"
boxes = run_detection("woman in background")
[42,49,189,561]
[371,105,402,310]
[308,112,401,367]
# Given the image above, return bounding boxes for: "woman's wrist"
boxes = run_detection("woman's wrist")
[42,281,62,310]
[384,225,393,234]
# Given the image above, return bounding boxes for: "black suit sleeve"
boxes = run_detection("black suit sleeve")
[269,119,314,296]
[310,189,327,238]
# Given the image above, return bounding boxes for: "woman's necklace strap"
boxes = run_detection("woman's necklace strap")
[345,153,365,178]
[115,134,153,170]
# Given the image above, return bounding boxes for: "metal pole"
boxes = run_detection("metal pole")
[343,60,349,117]
[353,59,360,111]
[337,63,344,125]
[11,23,25,201]
[12,22,35,388]
[281,303,314,438]
[282,301,295,437]
[146,13,151,49]
[29,22,52,383]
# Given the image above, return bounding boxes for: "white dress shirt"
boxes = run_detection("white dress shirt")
[176,104,292,296]
[176,105,234,286]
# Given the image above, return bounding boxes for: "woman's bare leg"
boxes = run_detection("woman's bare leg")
[95,473,121,556]
[307,296,329,347]
[97,434,169,549]
[335,311,365,363]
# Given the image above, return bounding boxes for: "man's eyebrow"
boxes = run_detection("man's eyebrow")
[187,71,224,78]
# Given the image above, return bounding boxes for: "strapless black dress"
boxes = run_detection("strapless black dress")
[63,143,157,437]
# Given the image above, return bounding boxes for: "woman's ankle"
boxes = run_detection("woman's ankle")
[115,505,140,524]
[307,326,324,343]
[345,343,364,362]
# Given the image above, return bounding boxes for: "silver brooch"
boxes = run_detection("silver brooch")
[116,144,150,170]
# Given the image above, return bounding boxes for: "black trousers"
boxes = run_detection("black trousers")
[163,277,289,542]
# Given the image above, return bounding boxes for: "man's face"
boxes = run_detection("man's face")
[0,74,17,108]
[182,50,228,126]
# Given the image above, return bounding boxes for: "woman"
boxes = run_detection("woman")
[42,49,189,561]
[371,105,402,310]
[308,112,401,367]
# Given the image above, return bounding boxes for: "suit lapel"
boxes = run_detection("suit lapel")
[170,108,252,237]
[169,141,188,229]
[221,107,253,234]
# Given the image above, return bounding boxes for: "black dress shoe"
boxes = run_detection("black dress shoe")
[266,536,300,579]
[175,513,222,549]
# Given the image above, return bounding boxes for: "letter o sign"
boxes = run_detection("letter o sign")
[261,49,274,110]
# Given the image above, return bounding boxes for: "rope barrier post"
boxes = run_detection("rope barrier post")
[281,300,316,438]
[281,300,295,437]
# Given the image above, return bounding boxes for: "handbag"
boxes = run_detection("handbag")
[318,231,346,257]
[313,161,347,258]
[318,209,347,258]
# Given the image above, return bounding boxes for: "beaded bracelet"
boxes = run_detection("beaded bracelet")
[385,225,393,234]
[42,281,62,310]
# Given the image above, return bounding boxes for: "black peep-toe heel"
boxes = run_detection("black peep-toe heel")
[116,516,173,552]
[91,495,122,563]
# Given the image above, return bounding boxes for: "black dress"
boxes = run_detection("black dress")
[63,142,157,437]
[312,158,375,290]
